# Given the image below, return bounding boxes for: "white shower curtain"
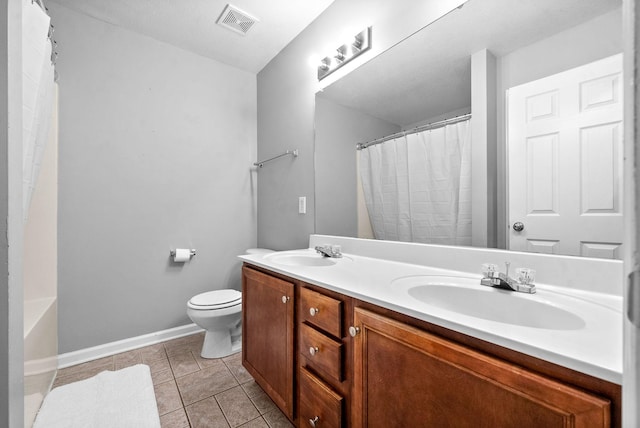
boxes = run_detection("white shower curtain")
[22,0,55,222]
[359,119,471,245]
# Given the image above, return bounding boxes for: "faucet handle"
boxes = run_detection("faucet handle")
[516,268,536,285]
[481,263,498,277]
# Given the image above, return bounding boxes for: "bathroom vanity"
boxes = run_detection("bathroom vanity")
[240,236,622,427]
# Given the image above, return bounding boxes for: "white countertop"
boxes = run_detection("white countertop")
[239,247,622,385]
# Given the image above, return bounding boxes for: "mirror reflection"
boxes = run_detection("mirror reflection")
[314,0,623,258]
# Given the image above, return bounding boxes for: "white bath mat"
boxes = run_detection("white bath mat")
[33,364,161,428]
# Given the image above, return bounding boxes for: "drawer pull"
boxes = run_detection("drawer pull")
[309,307,320,316]
[349,326,360,337]
[309,416,320,427]
[281,296,290,304]
[309,346,319,356]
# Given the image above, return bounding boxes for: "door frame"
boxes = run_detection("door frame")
[623,0,639,426]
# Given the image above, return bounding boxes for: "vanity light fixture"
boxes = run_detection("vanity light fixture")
[317,27,372,80]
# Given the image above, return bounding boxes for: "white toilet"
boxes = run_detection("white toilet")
[187,289,242,358]
[186,248,274,359]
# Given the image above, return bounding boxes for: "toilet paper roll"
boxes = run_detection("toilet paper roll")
[173,248,191,263]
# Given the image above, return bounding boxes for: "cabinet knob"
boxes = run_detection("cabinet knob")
[309,346,319,356]
[309,416,320,427]
[349,326,360,337]
[281,296,290,304]
[309,307,320,316]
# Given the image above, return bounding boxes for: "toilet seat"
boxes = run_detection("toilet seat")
[188,289,241,310]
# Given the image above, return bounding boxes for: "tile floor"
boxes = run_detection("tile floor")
[52,332,294,428]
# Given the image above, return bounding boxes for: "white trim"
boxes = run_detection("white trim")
[623,0,639,424]
[57,323,203,369]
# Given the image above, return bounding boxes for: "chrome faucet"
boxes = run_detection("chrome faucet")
[480,262,536,294]
[315,244,342,258]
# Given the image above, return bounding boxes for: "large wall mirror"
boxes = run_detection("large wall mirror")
[314,0,623,258]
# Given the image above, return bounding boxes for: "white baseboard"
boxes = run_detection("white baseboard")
[24,355,58,376]
[57,323,204,369]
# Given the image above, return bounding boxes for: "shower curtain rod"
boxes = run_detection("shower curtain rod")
[356,113,472,150]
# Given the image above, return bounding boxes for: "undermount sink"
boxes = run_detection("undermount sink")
[394,276,586,330]
[264,250,339,267]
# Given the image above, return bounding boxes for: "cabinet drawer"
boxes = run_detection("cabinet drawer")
[300,323,343,383]
[299,367,343,428]
[300,287,343,338]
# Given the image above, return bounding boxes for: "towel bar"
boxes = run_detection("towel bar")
[254,149,298,168]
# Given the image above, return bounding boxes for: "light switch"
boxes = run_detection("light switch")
[298,196,306,214]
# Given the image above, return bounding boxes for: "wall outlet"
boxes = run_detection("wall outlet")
[298,196,306,214]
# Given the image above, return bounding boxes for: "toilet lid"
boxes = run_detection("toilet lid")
[189,290,241,309]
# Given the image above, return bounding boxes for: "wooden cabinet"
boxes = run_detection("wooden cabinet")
[242,266,295,419]
[351,307,612,428]
[242,264,620,427]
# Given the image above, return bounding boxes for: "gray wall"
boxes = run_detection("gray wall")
[315,96,399,237]
[256,0,467,250]
[49,3,257,353]
[1,0,25,425]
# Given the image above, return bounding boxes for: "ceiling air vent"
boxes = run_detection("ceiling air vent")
[217,4,259,36]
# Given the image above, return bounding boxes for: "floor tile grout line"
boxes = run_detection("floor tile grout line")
[179,380,244,412]
[212,394,235,428]
[190,349,211,372]
[240,415,268,428]
[162,342,194,415]
[162,338,243,427]
[181,370,242,404]
[159,341,198,427]
[214,384,262,428]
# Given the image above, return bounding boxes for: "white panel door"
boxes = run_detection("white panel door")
[507,54,623,259]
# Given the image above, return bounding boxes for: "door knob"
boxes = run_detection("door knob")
[512,222,525,232]
[309,307,320,316]
[349,326,360,337]
[309,346,319,356]
[309,416,320,427]
[281,296,290,303]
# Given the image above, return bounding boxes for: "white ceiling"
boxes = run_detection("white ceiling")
[48,0,336,73]
[319,0,621,127]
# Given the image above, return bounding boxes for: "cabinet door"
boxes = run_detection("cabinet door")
[242,267,295,419]
[352,307,611,428]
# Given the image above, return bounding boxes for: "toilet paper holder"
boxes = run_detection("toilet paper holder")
[170,249,196,257]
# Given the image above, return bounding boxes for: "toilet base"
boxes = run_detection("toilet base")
[231,337,242,353]
[200,329,242,359]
